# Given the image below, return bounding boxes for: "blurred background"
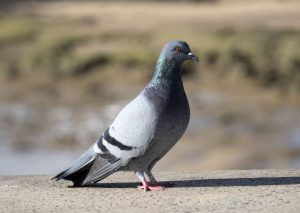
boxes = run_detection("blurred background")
[0,0,300,175]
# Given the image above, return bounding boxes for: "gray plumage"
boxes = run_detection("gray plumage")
[52,40,199,189]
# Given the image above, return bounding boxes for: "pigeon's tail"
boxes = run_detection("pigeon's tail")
[52,146,97,187]
[52,146,125,187]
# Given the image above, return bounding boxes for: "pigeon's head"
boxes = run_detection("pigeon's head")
[161,40,199,64]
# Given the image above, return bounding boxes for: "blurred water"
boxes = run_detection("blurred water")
[0,143,80,175]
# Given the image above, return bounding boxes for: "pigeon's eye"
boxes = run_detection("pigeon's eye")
[175,47,182,52]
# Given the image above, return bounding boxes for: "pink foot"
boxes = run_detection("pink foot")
[137,181,165,191]
[137,185,164,191]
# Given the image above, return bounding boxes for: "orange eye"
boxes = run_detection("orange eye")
[175,47,182,52]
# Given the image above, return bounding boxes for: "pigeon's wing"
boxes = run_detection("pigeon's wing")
[81,93,158,185]
[95,93,158,159]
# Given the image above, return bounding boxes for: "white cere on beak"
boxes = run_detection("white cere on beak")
[188,52,193,56]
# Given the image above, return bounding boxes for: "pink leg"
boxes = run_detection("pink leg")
[136,171,164,191]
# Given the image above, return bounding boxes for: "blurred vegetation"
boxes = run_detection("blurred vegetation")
[0,15,300,92]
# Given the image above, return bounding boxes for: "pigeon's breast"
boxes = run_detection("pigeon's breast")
[144,85,190,141]
[156,89,190,142]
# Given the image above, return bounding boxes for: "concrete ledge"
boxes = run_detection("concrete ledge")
[1,170,300,212]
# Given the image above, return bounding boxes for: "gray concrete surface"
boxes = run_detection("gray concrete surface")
[1,170,300,212]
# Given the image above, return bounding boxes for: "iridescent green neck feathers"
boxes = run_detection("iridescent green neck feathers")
[150,54,182,88]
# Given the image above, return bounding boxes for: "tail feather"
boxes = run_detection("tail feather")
[51,168,70,180]
[52,146,97,186]
[52,146,126,187]
[57,160,95,187]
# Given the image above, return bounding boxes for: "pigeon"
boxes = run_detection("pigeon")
[52,40,199,191]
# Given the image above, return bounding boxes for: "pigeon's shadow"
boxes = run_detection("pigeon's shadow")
[86,176,300,189]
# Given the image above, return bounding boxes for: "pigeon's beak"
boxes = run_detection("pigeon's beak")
[188,52,199,62]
